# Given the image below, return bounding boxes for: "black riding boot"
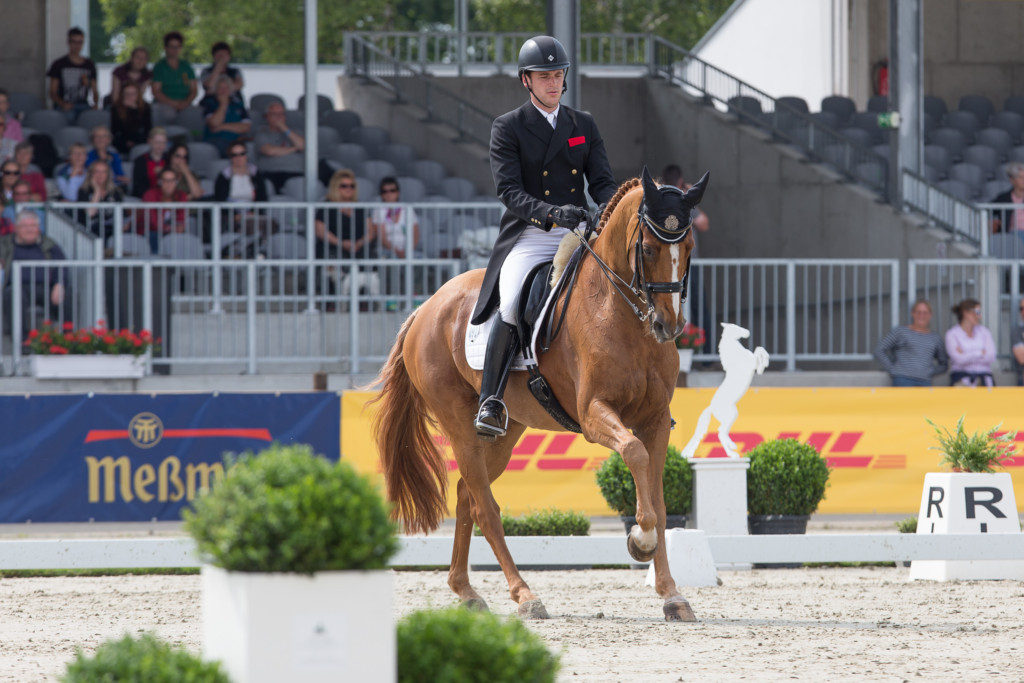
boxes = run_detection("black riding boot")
[474,320,519,440]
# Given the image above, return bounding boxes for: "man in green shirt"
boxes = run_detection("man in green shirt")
[152,31,197,113]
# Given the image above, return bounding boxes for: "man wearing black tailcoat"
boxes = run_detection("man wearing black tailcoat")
[471,35,617,440]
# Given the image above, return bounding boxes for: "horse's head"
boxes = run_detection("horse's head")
[720,322,750,342]
[634,165,710,343]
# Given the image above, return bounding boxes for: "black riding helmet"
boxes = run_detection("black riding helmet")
[517,36,570,79]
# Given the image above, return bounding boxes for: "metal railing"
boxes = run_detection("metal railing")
[344,35,496,146]
[975,204,1024,257]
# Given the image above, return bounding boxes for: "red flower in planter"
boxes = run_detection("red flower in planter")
[49,345,68,355]
[28,329,39,340]
[62,321,74,331]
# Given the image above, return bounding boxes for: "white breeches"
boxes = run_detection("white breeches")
[498,226,569,324]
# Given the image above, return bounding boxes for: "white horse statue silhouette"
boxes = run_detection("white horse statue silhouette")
[681,322,769,459]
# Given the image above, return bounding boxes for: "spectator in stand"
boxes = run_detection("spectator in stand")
[213,141,271,248]
[201,74,251,157]
[255,101,305,191]
[0,181,45,235]
[0,209,68,333]
[139,168,189,245]
[56,142,89,201]
[85,126,128,187]
[1011,298,1024,386]
[13,142,46,201]
[990,162,1024,234]
[199,42,244,99]
[370,176,419,258]
[152,31,197,114]
[0,89,24,142]
[0,116,15,163]
[874,299,949,387]
[76,160,124,239]
[110,82,151,156]
[47,27,98,124]
[131,127,168,198]
[315,169,370,259]
[166,142,204,199]
[109,46,152,106]
[0,160,20,206]
[945,298,997,387]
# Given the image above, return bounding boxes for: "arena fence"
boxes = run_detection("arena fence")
[3,534,1024,570]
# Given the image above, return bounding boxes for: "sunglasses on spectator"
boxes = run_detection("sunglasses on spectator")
[338,183,356,189]
[173,152,188,159]
[160,177,178,183]
[229,151,247,158]
[2,169,19,176]
[381,188,399,194]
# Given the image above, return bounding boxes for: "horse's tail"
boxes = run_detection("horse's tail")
[367,311,448,534]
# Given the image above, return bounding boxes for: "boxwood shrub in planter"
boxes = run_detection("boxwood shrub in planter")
[183,443,399,683]
[473,508,590,569]
[62,632,228,682]
[397,608,559,683]
[747,438,830,534]
[596,445,692,532]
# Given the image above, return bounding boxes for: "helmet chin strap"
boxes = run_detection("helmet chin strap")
[522,71,568,107]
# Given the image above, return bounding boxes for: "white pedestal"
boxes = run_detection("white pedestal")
[202,566,395,682]
[687,457,750,570]
[645,529,717,587]
[909,472,1024,581]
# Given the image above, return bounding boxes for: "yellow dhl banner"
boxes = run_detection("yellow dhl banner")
[341,388,1024,516]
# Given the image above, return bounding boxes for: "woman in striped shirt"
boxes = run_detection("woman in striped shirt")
[945,298,996,387]
[875,299,948,386]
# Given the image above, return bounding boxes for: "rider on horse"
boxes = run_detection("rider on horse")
[472,35,618,440]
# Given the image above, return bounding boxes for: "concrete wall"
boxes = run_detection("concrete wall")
[0,3,50,100]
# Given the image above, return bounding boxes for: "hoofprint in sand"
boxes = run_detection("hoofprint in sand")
[2,567,1022,681]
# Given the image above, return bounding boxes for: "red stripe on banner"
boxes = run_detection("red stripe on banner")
[512,434,544,455]
[84,428,272,443]
[830,431,862,453]
[505,459,529,471]
[806,432,832,451]
[776,432,800,440]
[544,434,577,455]
[537,458,587,470]
[1001,456,1024,467]
[826,456,873,468]
[84,430,129,443]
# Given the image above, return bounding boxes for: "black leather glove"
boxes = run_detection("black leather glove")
[546,205,588,230]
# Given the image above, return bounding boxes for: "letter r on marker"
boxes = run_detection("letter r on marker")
[927,486,944,518]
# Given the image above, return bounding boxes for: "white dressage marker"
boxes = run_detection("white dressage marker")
[681,322,769,459]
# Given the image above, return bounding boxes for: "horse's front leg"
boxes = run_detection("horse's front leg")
[636,420,697,623]
[580,399,658,561]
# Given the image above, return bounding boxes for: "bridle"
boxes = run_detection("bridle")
[570,192,693,324]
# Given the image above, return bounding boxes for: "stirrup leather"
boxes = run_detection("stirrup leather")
[475,396,509,438]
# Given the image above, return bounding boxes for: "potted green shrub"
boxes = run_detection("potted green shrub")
[183,443,399,683]
[926,416,1014,473]
[62,632,228,682]
[473,508,590,570]
[746,438,830,535]
[596,445,692,531]
[397,608,559,682]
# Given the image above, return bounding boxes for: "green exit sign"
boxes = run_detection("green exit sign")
[878,112,901,129]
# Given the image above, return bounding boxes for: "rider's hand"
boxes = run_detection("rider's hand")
[546,205,588,230]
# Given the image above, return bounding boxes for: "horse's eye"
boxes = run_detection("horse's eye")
[642,245,656,259]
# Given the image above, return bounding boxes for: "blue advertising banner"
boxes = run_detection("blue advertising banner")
[0,393,340,523]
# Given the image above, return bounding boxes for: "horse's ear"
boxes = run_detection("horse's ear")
[640,165,658,198]
[682,171,710,207]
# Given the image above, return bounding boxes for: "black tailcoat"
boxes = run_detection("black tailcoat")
[470,100,616,325]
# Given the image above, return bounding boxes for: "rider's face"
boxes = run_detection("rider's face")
[524,69,565,112]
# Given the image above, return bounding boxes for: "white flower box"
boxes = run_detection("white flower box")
[30,354,146,379]
[202,565,394,683]
[677,348,694,373]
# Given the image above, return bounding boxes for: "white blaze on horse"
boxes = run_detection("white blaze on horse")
[681,322,770,459]
[368,167,710,622]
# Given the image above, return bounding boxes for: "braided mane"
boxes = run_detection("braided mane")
[598,177,640,230]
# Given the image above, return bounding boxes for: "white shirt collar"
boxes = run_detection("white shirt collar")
[532,102,559,129]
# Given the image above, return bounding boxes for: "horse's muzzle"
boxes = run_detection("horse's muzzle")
[652,318,684,344]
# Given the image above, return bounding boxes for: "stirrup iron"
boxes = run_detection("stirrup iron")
[475,396,509,440]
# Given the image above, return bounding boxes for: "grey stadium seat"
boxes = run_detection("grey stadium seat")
[923,95,948,121]
[76,109,110,130]
[928,128,968,161]
[323,110,362,141]
[329,143,368,174]
[871,144,889,160]
[164,124,189,140]
[988,112,1024,144]
[958,95,995,124]
[412,159,446,193]
[25,110,68,136]
[440,177,476,202]
[284,109,306,131]
[984,179,1011,202]
[249,93,285,114]
[317,128,340,150]
[349,125,390,157]
[394,176,426,202]
[266,233,307,259]
[820,95,856,125]
[943,110,981,141]
[923,164,943,183]
[963,145,999,179]
[1004,96,1024,118]
[8,91,43,117]
[53,126,89,156]
[107,232,153,257]
[174,106,206,136]
[151,103,177,126]
[854,160,885,187]
[839,127,872,147]
[282,176,326,201]
[948,163,985,196]
[975,127,1013,159]
[811,111,840,130]
[776,96,808,114]
[866,96,889,113]
[298,94,333,118]
[1011,146,1024,164]
[129,144,150,161]
[355,176,374,200]
[380,143,416,175]
[361,159,398,186]
[206,158,230,180]
[726,96,762,120]
[187,141,221,173]
[924,145,951,175]
[158,233,205,259]
[937,179,972,202]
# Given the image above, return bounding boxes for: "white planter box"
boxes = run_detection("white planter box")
[677,348,694,372]
[30,354,146,379]
[910,472,1024,581]
[202,565,394,683]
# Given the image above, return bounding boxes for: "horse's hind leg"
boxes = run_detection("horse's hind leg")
[448,478,487,611]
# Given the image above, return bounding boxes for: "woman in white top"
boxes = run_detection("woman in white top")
[369,176,419,258]
[945,297,997,387]
[212,141,272,253]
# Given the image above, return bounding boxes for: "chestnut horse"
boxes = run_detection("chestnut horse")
[370,167,708,621]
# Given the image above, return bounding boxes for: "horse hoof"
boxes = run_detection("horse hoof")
[663,596,696,622]
[518,599,550,620]
[461,597,489,612]
[627,533,656,563]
